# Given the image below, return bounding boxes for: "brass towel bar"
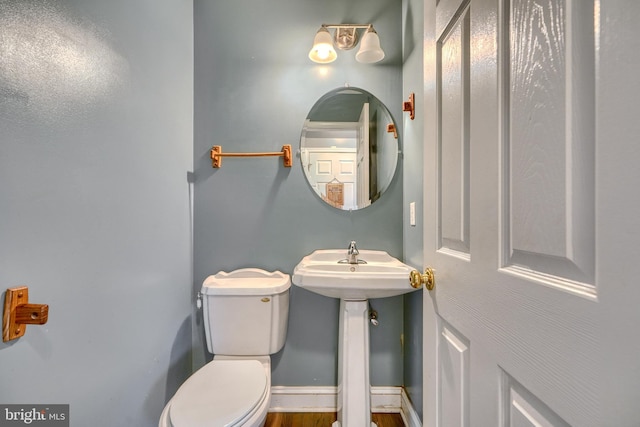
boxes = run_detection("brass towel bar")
[211,145,293,168]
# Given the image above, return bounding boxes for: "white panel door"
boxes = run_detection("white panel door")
[423,1,640,426]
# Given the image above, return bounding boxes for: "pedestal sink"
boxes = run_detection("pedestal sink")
[292,248,421,427]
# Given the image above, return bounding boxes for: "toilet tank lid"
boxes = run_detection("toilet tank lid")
[202,268,291,296]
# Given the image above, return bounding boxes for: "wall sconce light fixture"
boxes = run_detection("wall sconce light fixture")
[309,24,385,64]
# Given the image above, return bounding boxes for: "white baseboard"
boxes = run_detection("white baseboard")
[269,386,421,426]
[400,388,422,427]
[269,386,338,413]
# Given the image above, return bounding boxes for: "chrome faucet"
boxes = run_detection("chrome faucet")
[347,241,359,264]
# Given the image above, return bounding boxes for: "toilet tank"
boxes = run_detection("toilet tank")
[201,268,291,356]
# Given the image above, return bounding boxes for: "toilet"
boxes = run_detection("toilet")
[159,268,291,427]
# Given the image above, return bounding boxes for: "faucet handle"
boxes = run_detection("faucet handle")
[348,240,359,254]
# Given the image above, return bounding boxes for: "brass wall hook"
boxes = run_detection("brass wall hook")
[3,286,49,342]
[403,93,415,120]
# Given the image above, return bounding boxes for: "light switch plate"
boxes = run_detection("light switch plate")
[409,202,416,226]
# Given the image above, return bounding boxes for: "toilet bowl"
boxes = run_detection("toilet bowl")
[159,269,290,427]
[159,357,271,427]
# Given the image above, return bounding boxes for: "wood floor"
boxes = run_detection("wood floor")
[264,412,405,427]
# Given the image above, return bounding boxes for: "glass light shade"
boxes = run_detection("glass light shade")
[309,28,337,63]
[355,28,385,63]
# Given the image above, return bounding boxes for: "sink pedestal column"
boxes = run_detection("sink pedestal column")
[333,299,376,427]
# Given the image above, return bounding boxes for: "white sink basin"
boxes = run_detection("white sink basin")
[292,249,418,300]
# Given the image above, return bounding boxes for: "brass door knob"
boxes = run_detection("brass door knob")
[409,268,435,290]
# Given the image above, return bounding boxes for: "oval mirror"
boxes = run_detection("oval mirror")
[300,87,399,210]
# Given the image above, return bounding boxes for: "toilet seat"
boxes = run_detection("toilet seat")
[168,360,268,427]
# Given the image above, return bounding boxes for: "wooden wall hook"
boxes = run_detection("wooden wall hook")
[3,286,49,342]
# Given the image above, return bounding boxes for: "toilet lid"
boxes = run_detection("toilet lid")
[169,360,267,427]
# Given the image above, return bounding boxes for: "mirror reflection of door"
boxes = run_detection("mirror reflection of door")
[310,150,356,210]
[301,122,358,210]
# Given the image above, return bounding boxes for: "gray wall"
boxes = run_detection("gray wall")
[193,0,406,387]
[0,1,193,426]
[402,0,425,419]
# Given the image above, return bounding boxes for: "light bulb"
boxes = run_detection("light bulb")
[309,27,337,64]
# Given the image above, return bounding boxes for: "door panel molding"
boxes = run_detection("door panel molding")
[438,318,470,427]
[437,2,471,257]
[499,0,596,294]
[500,369,571,427]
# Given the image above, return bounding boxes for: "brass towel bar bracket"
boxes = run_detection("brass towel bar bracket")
[211,144,293,168]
